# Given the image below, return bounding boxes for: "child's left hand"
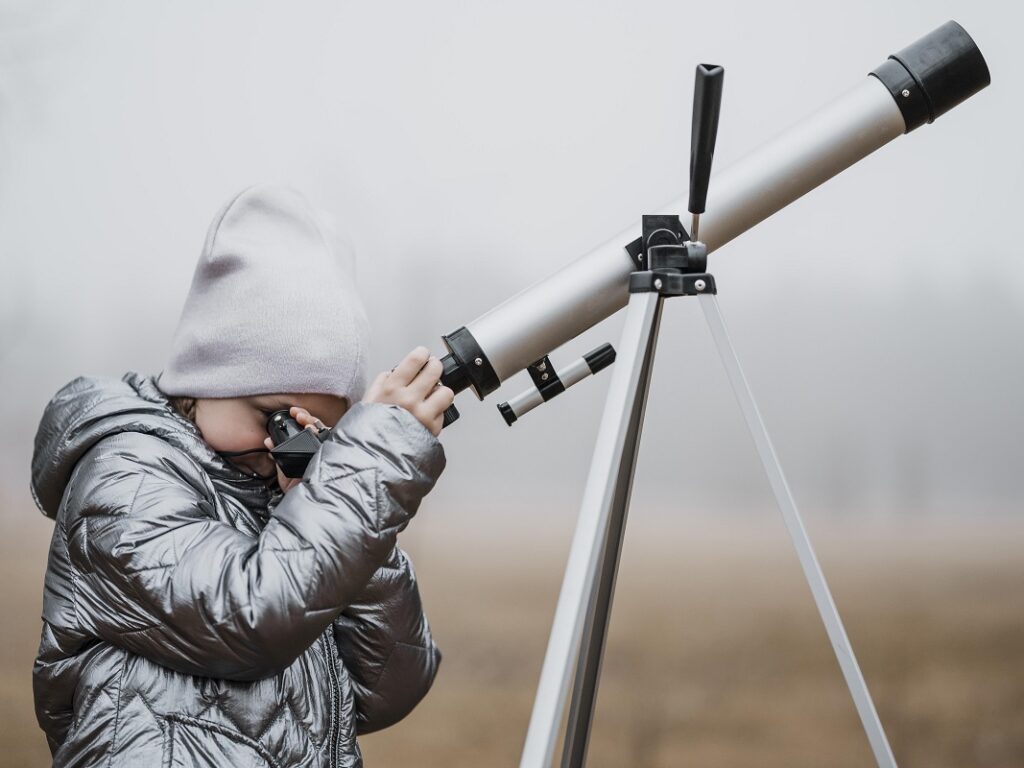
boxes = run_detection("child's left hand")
[263,406,326,492]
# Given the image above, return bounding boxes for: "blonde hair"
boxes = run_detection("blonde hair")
[169,395,197,424]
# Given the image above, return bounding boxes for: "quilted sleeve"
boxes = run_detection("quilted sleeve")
[60,402,445,681]
[333,546,441,734]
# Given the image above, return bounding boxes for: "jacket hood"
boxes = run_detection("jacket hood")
[30,371,265,519]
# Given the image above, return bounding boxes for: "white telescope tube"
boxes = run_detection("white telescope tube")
[437,21,989,404]
[466,76,904,385]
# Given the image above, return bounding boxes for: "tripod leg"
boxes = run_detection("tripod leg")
[561,291,663,768]
[698,293,898,768]
[520,290,664,768]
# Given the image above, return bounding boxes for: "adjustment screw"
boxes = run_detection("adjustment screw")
[474,357,483,366]
[695,279,707,291]
[654,278,663,290]
[901,88,910,97]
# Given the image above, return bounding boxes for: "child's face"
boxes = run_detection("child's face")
[194,393,349,484]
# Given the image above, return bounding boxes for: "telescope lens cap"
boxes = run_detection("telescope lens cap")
[871,20,990,132]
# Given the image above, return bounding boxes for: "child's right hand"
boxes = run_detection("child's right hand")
[362,346,455,437]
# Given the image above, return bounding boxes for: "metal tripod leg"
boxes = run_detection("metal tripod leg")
[698,293,898,768]
[561,291,664,768]
[519,290,664,768]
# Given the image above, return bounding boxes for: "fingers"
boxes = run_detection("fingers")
[361,346,454,438]
[425,383,456,411]
[289,406,323,433]
[367,347,444,401]
[361,371,388,404]
[279,472,300,493]
[289,407,328,436]
[421,385,455,437]
[408,355,444,397]
[388,346,431,387]
[289,406,312,424]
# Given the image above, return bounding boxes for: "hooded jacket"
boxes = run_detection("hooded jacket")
[30,372,445,767]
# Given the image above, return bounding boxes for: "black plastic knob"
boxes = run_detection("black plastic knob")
[442,404,460,428]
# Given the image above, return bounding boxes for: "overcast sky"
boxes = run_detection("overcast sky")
[1,1,1020,533]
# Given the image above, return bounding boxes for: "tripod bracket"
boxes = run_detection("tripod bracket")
[624,215,707,272]
[527,355,566,400]
[629,270,717,296]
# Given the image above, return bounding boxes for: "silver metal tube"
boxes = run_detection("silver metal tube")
[554,356,592,389]
[505,386,545,419]
[466,76,906,386]
[519,291,662,768]
[699,293,897,767]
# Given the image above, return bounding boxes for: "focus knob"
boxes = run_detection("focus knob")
[442,404,460,428]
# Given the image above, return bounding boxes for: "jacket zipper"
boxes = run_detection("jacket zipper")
[320,633,343,767]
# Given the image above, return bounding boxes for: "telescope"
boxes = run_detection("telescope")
[436,20,990,426]
[436,19,989,768]
[266,19,989,768]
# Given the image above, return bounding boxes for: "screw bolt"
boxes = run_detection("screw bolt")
[901,88,911,97]
[474,357,483,366]
[654,278,663,290]
[695,279,707,291]
[541,373,549,381]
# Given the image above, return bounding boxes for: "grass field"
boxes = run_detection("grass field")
[2,512,1021,767]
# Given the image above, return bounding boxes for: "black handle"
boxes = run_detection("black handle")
[688,63,724,216]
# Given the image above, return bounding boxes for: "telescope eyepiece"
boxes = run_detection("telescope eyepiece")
[267,409,303,444]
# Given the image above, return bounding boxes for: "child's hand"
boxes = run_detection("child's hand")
[362,346,456,437]
[263,406,326,492]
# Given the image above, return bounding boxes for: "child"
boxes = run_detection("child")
[29,184,454,767]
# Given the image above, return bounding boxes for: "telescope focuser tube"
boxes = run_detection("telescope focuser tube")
[437,325,503,425]
[440,326,500,398]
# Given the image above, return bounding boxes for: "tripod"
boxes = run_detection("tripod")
[519,66,898,768]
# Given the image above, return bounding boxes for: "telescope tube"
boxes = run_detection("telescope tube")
[440,20,989,400]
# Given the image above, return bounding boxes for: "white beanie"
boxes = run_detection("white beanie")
[158,184,370,404]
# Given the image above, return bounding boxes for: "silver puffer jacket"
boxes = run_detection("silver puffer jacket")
[30,372,445,767]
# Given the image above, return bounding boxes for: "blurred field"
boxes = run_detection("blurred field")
[2,511,1022,767]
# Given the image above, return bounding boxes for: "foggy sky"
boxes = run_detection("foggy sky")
[1,1,1020,530]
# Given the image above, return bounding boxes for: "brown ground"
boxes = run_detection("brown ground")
[2,512,1022,767]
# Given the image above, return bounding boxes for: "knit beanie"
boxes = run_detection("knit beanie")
[157,184,370,404]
